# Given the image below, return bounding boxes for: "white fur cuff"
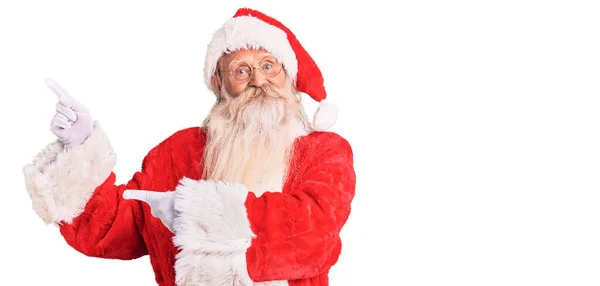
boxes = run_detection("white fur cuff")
[22,122,116,224]
[172,178,255,285]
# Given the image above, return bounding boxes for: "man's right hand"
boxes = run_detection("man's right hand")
[45,78,94,147]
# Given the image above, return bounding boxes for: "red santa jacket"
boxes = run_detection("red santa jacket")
[23,122,356,286]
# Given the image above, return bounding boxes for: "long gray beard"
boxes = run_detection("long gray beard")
[201,83,302,195]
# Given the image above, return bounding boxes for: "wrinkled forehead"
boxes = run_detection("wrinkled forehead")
[218,48,278,68]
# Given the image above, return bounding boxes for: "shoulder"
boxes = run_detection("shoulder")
[147,127,205,152]
[304,131,352,149]
[161,126,206,147]
[298,131,353,159]
[141,127,206,169]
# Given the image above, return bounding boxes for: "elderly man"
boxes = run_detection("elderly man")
[23,8,355,286]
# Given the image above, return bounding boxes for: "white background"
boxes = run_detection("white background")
[1,0,600,285]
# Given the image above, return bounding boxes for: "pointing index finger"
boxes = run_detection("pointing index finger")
[45,78,71,99]
[123,190,152,204]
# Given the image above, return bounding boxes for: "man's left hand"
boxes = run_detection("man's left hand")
[123,189,175,232]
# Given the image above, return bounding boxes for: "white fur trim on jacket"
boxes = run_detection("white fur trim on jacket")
[22,122,116,224]
[171,178,290,286]
[204,15,298,88]
[172,178,255,285]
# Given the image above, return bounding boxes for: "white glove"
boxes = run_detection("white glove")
[45,78,94,147]
[123,189,176,232]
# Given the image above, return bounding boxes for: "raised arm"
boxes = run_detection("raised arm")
[23,122,156,259]
[23,79,164,260]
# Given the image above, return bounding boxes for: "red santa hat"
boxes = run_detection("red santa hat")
[204,8,337,131]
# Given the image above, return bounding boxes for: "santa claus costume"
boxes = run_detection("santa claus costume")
[23,8,356,286]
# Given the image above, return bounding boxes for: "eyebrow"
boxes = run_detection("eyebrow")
[231,52,275,61]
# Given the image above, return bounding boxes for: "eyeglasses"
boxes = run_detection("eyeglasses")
[225,56,283,82]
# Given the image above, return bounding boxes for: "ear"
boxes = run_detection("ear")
[211,69,227,98]
[211,74,221,95]
[212,57,226,95]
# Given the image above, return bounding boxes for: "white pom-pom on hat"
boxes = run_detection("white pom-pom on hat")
[312,101,338,131]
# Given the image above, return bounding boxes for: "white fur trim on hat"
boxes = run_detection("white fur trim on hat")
[204,15,298,87]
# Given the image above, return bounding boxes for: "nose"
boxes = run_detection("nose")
[249,69,268,87]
